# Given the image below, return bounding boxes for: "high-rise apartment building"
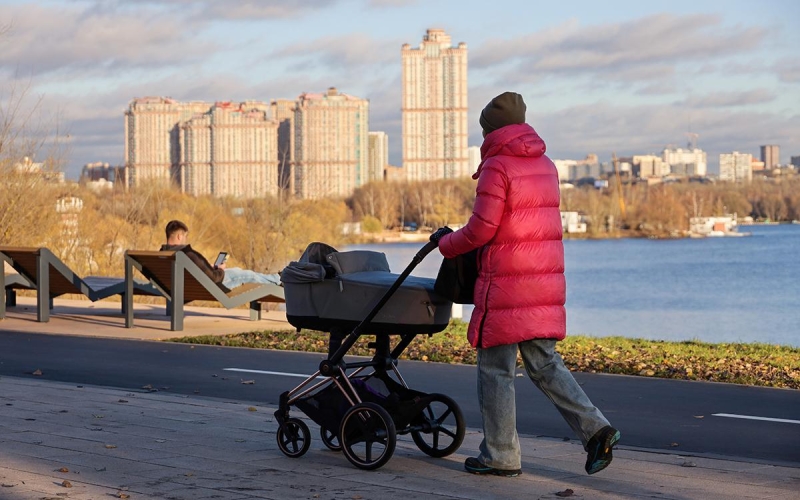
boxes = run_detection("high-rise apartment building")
[271,99,296,194]
[719,152,753,182]
[401,28,468,181]
[467,145,481,175]
[760,144,780,169]
[662,147,707,176]
[124,97,208,188]
[293,87,369,199]
[367,131,389,184]
[633,155,670,178]
[179,101,278,198]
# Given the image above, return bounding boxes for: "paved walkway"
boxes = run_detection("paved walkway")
[1,296,293,340]
[1,297,798,499]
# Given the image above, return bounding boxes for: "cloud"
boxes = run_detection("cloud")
[775,58,800,83]
[0,4,215,77]
[368,0,417,7]
[472,14,767,82]
[79,0,340,20]
[675,89,777,108]
[268,33,401,70]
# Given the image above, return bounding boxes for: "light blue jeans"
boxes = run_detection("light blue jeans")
[222,268,281,290]
[476,339,610,470]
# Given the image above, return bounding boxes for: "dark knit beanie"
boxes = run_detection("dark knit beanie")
[479,92,526,134]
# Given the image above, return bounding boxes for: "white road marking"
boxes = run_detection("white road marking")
[712,413,800,425]
[223,368,324,379]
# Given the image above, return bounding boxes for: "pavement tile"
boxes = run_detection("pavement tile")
[1,306,797,500]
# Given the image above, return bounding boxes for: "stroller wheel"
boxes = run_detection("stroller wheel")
[276,417,311,458]
[320,427,342,451]
[340,402,396,470]
[411,393,465,458]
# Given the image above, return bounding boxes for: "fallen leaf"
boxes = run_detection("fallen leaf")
[104,444,117,449]
[32,369,43,376]
[61,480,72,488]
[56,467,69,473]
[555,489,574,498]
[241,380,255,385]
[248,407,257,412]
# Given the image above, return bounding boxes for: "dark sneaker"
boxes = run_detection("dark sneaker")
[585,426,620,475]
[464,457,521,477]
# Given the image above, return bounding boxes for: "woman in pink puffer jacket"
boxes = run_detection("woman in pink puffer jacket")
[434,92,619,478]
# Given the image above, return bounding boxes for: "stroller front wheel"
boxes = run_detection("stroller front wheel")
[340,402,396,470]
[411,393,465,458]
[320,426,342,451]
[276,417,311,458]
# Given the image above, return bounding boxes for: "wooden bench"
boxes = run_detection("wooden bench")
[0,246,163,322]
[124,250,285,331]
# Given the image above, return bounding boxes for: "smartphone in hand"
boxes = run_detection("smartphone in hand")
[214,252,228,268]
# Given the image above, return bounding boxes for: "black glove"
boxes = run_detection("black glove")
[429,226,454,244]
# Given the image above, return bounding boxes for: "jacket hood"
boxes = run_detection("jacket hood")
[473,123,546,179]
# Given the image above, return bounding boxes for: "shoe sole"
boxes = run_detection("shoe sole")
[586,429,620,475]
[465,459,521,477]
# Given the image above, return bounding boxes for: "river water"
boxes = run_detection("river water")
[345,224,800,347]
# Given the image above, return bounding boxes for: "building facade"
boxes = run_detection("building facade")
[270,99,296,194]
[719,152,753,182]
[367,131,389,184]
[760,144,780,169]
[179,101,279,198]
[293,87,369,199]
[401,28,469,181]
[633,155,670,178]
[662,147,707,176]
[124,97,208,188]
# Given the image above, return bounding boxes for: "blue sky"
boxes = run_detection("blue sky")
[1,0,798,179]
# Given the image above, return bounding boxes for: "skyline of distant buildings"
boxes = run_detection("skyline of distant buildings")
[88,28,797,197]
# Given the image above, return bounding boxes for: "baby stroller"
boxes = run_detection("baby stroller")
[275,240,465,470]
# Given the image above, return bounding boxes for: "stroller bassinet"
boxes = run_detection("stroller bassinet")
[274,241,465,470]
[281,242,452,335]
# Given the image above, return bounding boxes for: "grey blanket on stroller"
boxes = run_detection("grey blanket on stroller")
[282,242,452,334]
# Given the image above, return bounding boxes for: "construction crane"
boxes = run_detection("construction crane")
[686,132,699,150]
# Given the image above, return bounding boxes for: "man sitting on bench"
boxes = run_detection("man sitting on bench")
[160,220,281,290]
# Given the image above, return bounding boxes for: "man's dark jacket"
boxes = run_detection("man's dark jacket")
[160,244,225,284]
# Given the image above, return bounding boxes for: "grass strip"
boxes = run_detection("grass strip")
[168,321,800,389]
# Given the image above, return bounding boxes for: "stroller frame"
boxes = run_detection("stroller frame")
[275,241,465,470]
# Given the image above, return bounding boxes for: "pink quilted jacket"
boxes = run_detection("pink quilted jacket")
[438,123,566,348]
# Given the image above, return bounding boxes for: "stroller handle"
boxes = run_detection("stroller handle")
[414,240,440,264]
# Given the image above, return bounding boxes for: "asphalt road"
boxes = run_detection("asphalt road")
[1,331,798,466]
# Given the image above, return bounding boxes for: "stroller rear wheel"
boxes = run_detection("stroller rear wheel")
[340,402,396,470]
[320,426,342,451]
[276,417,311,458]
[411,393,465,458]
